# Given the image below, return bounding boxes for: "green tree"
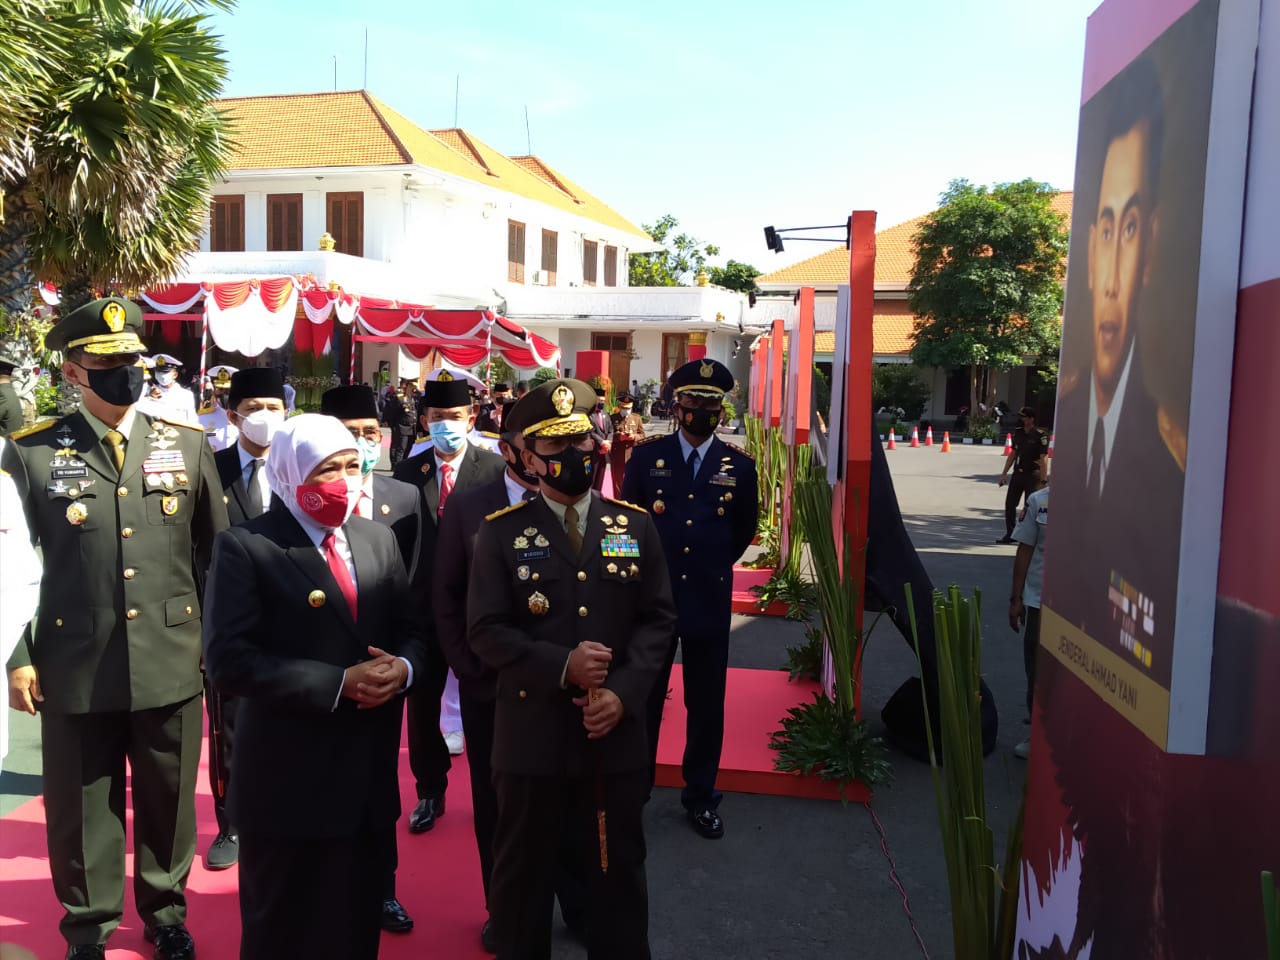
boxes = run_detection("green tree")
[1,0,235,316]
[628,214,720,286]
[872,363,932,421]
[907,179,1068,418]
[708,259,761,295]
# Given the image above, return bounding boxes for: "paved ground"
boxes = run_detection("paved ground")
[1,436,1032,960]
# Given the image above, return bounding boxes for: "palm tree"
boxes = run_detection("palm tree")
[0,0,236,316]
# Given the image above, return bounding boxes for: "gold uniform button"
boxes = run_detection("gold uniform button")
[121,527,134,538]
[577,571,587,581]
[578,606,588,617]
[681,574,688,581]
[683,547,690,554]
[519,690,528,699]
[123,568,136,580]
[126,608,139,620]
[685,519,693,527]
[185,605,193,615]
[532,573,540,582]
[717,507,725,516]
[117,486,128,497]
[55,618,63,627]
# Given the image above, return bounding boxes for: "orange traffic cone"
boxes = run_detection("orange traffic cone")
[940,431,951,452]
[925,426,934,446]
[1002,433,1014,455]
[910,426,920,448]
[886,428,897,450]
[1047,433,1055,459]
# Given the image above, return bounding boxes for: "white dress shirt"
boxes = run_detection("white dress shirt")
[504,470,535,507]
[1086,340,1135,497]
[676,430,716,476]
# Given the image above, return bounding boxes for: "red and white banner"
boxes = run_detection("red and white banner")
[203,278,299,357]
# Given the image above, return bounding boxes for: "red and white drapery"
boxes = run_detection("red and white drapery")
[354,306,560,371]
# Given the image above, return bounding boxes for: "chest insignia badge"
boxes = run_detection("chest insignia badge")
[528,591,550,615]
[66,502,88,526]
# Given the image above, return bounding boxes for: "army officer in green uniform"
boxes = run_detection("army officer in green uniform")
[3,297,227,960]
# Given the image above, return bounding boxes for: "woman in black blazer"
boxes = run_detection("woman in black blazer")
[203,414,425,960]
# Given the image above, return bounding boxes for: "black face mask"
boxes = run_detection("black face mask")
[680,406,719,439]
[80,362,144,407]
[504,451,541,488]
[531,445,594,497]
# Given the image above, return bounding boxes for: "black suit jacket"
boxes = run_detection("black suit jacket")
[1043,356,1183,685]
[467,493,676,776]
[214,441,264,527]
[391,441,506,524]
[202,507,425,838]
[620,432,758,637]
[588,405,614,447]
[366,473,425,578]
[434,475,512,700]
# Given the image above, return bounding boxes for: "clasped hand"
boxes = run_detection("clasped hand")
[342,646,408,709]
[566,641,622,738]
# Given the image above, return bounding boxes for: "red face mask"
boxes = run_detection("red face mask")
[295,478,356,528]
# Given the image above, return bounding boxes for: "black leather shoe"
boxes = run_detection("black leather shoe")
[480,918,497,953]
[407,796,444,834]
[204,829,239,870]
[66,947,106,960]
[381,898,414,933]
[144,923,196,960]
[996,535,1016,544]
[687,806,725,839]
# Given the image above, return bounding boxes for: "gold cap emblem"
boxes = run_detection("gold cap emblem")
[700,360,714,377]
[308,590,326,608]
[552,384,574,416]
[102,301,127,333]
[437,370,453,381]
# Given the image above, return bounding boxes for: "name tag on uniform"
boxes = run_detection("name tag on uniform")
[649,468,672,478]
[601,534,640,558]
[516,547,551,562]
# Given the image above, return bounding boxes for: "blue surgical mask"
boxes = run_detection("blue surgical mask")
[428,419,469,454]
[355,436,381,476]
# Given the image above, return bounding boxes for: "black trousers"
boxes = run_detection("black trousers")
[1024,605,1042,716]
[407,634,452,800]
[203,678,237,835]
[460,691,587,922]
[647,631,730,810]
[491,769,649,960]
[1004,472,1036,536]
[41,693,203,946]
[238,818,383,960]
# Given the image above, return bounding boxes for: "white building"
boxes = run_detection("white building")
[196,90,753,390]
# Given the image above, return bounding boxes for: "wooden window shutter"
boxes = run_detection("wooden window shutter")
[326,192,364,257]
[508,220,526,283]
[210,195,245,252]
[541,229,558,285]
[604,245,618,286]
[583,240,598,285]
[267,194,303,251]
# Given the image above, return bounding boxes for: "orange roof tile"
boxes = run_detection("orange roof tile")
[757,192,1074,288]
[797,311,915,357]
[217,91,649,240]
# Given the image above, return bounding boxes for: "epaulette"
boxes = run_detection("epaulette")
[197,401,215,415]
[726,444,754,461]
[478,430,499,439]
[1157,406,1187,472]
[633,434,665,447]
[604,497,646,513]
[8,418,56,440]
[150,416,204,432]
[485,500,530,522]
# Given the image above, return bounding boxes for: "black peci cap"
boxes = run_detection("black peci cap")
[228,368,285,409]
[321,384,379,421]
[421,378,472,410]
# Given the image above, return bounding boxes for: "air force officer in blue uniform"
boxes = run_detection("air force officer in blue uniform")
[620,358,757,839]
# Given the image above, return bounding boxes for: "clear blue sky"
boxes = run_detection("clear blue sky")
[207,0,1101,271]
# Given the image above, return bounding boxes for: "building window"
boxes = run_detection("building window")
[583,240,598,286]
[508,220,526,283]
[604,245,618,286]
[325,192,364,257]
[210,195,245,252]
[540,229,558,285]
[267,193,302,252]
[592,332,632,387]
[661,333,689,380]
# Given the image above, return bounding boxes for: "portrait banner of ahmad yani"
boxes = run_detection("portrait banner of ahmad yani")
[1041,4,1220,722]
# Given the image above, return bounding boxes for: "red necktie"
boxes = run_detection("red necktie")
[322,531,358,621]
[438,461,454,516]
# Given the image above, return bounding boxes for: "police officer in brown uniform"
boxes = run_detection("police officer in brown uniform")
[3,298,227,960]
[467,378,676,959]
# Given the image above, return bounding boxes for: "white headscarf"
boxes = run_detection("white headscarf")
[265,414,360,528]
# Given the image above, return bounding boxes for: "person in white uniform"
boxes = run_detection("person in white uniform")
[140,354,198,424]
[197,366,240,451]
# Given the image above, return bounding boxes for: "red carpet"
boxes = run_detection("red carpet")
[0,724,492,959]
[654,666,868,803]
[730,565,788,616]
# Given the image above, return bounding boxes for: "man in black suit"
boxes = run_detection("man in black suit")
[435,400,585,953]
[620,358,758,839]
[205,368,287,871]
[381,388,414,466]
[392,375,505,833]
[1043,58,1184,683]
[468,379,676,959]
[202,414,425,960]
[321,385,429,934]
[587,386,613,491]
